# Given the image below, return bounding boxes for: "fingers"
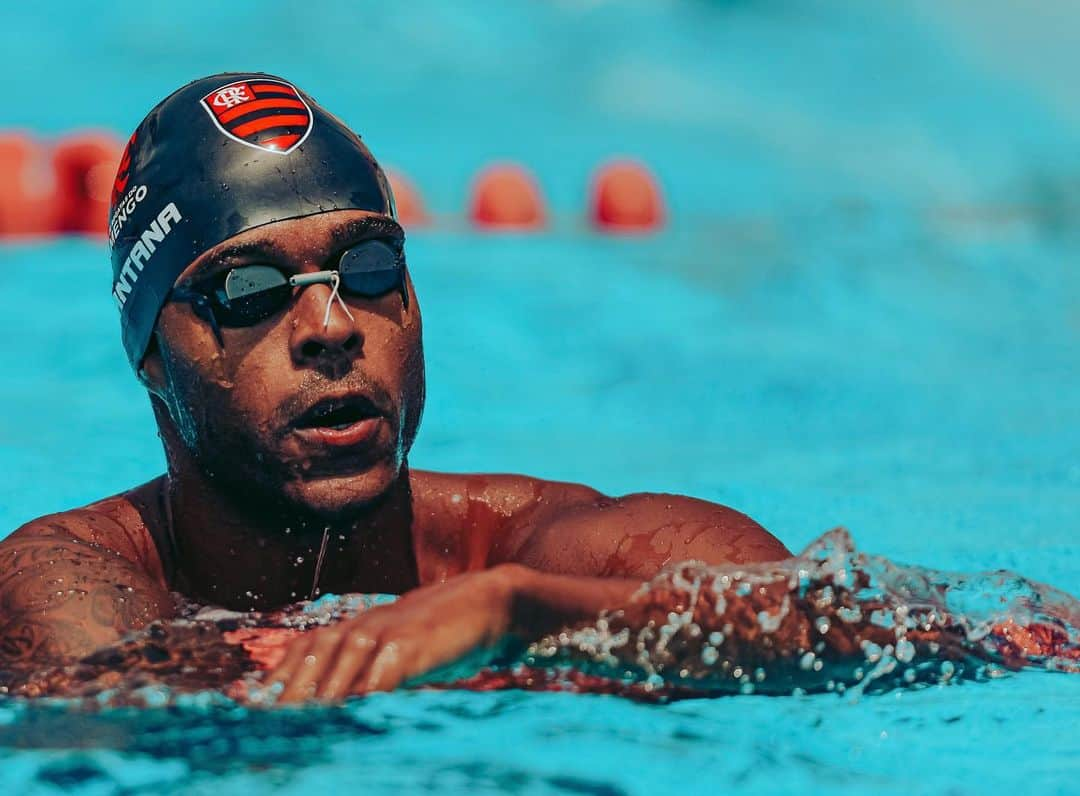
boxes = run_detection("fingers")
[269,627,346,703]
[263,573,502,702]
[316,630,380,700]
[265,613,392,703]
[353,636,443,694]
[353,640,406,694]
[268,625,460,701]
[265,635,312,689]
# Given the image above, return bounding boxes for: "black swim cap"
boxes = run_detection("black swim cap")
[108,72,397,372]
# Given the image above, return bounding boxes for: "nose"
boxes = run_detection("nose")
[289,282,363,370]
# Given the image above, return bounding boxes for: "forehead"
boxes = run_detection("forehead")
[177,211,404,283]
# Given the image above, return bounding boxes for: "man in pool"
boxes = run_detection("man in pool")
[0,74,790,701]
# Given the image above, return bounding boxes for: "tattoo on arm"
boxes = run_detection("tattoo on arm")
[0,525,173,669]
[0,615,99,667]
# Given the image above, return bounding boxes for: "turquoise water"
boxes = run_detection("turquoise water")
[3,1,1080,793]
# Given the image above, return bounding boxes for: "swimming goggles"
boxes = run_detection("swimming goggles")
[170,239,408,346]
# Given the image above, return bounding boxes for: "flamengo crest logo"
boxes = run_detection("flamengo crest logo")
[111,132,137,208]
[200,79,313,155]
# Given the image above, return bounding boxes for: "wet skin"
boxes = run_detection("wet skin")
[0,210,790,700]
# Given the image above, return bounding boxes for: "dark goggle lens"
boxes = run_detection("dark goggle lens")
[214,265,291,326]
[338,240,403,297]
[188,240,405,330]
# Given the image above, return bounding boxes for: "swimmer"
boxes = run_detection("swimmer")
[0,74,790,701]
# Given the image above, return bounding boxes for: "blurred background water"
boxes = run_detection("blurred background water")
[1,1,1079,794]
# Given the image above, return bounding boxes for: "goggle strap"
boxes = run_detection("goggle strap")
[174,288,225,347]
[196,297,226,347]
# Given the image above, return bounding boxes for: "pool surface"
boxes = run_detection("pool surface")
[2,1,1079,793]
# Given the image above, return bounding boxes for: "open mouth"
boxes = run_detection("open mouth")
[293,395,384,431]
[287,392,392,455]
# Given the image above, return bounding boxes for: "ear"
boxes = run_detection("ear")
[137,334,168,399]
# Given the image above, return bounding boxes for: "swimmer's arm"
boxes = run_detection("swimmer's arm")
[269,492,790,700]
[269,554,999,700]
[0,515,175,668]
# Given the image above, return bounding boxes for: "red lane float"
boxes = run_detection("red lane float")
[468,163,546,230]
[385,168,429,227]
[0,133,63,237]
[52,131,122,236]
[3,133,674,239]
[588,159,664,232]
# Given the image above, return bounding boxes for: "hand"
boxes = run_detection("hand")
[266,565,522,702]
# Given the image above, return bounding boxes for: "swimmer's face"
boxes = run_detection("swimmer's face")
[145,210,424,517]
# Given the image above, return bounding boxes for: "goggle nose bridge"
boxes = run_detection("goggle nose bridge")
[288,270,338,289]
[286,270,355,328]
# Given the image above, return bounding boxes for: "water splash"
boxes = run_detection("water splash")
[509,528,1080,698]
[1,530,1076,706]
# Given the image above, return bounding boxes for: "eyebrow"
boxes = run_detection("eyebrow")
[206,239,286,265]
[327,216,405,248]
[188,215,405,282]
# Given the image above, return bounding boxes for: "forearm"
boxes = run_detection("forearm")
[504,564,642,639]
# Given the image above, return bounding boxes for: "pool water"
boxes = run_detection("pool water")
[3,1,1080,793]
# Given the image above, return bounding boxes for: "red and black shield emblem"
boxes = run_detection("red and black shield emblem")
[200,79,313,155]
[111,132,136,207]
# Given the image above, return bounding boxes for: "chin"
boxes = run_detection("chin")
[281,458,402,517]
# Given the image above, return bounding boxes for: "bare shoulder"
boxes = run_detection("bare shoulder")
[407,470,605,580]
[507,490,792,578]
[3,477,168,586]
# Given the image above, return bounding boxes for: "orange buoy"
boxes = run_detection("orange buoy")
[588,160,664,232]
[468,163,546,230]
[52,131,123,236]
[0,134,62,238]
[385,168,429,227]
